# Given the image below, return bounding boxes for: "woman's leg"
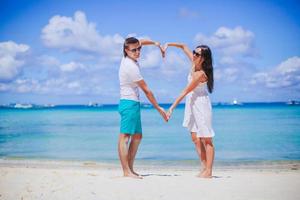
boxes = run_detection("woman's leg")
[199,137,207,174]
[191,132,206,175]
[200,137,214,178]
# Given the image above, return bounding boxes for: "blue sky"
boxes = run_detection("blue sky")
[0,0,300,104]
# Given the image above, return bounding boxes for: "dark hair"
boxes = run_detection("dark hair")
[196,45,214,93]
[123,37,139,57]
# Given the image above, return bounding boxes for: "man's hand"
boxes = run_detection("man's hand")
[159,44,166,58]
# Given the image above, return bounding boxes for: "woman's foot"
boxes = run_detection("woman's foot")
[198,169,212,178]
[196,168,207,177]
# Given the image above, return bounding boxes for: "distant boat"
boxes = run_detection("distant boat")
[87,102,103,107]
[14,103,33,109]
[141,103,152,108]
[213,102,228,106]
[286,100,300,105]
[231,99,243,105]
[43,104,55,108]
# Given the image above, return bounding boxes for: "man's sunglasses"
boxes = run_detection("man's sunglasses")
[193,50,202,57]
[128,46,142,53]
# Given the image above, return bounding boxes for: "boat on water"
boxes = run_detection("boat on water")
[87,102,103,107]
[286,100,300,105]
[14,103,33,109]
[43,104,55,108]
[231,99,243,105]
[141,103,152,108]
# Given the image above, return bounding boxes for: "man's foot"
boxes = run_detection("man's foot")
[123,172,143,179]
[129,167,142,177]
[131,170,142,177]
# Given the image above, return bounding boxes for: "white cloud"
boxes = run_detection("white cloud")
[0,41,30,81]
[38,55,60,67]
[6,71,111,96]
[277,56,300,75]
[214,67,239,82]
[140,48,161,68]
[251,56,300,88]
[219,56,236,65]
[195,26,256,57]
[223,68,239,82]
[161,51,189,77]
[67,81,80,89]
[41,11,123,60]
[15,79,40,93]
[0,83,10,92]
[193,26,258,85]
[214,69,222,81]
[60,61,85,72]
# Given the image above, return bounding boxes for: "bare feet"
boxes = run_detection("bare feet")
[196,168,207,177]
[198,169,212,178]
[131,170,142,177]
[123,172,143,179]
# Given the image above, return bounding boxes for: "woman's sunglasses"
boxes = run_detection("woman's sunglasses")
[128,46,142,53]
[193,50,202,57]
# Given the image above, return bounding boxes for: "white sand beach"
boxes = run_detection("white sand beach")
[0,159,299,200]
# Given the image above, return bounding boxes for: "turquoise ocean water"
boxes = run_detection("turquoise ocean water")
[0,103,299,164]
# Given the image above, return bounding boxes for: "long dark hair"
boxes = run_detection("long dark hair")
[123,37,139,57]
[197,45,214,93]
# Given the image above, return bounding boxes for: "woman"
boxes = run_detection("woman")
[165,43,215,178]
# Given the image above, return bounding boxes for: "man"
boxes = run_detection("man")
[118,37,167,179]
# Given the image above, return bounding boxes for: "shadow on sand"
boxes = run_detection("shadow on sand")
[141,173,181,177]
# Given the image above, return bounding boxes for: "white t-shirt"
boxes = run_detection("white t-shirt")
[119,56,143,101]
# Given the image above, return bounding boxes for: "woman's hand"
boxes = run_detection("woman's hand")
[166,107,173,120]
[161,43,169,58]
[163,43,169,52]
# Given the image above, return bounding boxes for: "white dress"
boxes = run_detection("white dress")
[182,73,215,138]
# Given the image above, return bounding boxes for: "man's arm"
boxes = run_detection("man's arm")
[139,39,165,57]
[136,79,168,121]
[139,39,160,46]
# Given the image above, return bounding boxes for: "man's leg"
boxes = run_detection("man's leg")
[128,133,142,176]
[118,133,141,178]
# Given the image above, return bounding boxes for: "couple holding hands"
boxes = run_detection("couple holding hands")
[118,37,215,179]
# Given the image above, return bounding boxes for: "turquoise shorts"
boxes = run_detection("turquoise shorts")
[118,99,142,135]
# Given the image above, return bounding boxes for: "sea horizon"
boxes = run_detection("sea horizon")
[1,101,300,108]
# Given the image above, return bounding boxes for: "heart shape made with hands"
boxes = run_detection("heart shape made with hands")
[155,43,174,122]
[159,43,169,59]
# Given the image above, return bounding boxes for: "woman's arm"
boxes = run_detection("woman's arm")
[164,42,193,61]
[167,71,206,118]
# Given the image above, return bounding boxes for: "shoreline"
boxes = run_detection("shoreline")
[1,158,299,171]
